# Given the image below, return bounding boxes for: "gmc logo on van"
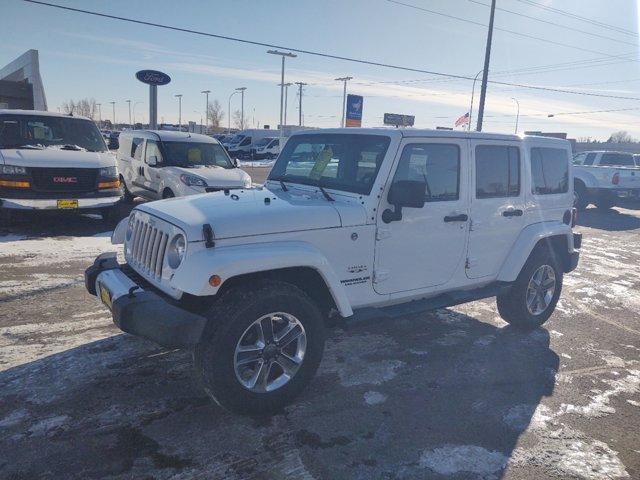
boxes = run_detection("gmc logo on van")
[52,176,78,184]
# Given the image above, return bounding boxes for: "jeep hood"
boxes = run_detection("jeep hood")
[164,165,248,187]
[0,148,115,168]
[138,186,366,240]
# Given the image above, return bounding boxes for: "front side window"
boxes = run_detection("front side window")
[145,140,163,165]
[0,114,107,152]
[475,145,520,199]
[162,142,233,168]
[583,153,596,165]
[600,153,635,166]
[132,137,144,160]
[531,147,569,195]
[239,137,251,146]
[255,137,273,148]
[572,153,586,165]
[269,134,391,195]
[393,143,460,202]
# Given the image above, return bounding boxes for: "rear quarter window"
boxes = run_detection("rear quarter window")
[530,147,569,195]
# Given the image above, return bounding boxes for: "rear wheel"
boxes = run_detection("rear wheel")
[194,281,325,415]
[573,181,589,210]
[497,248,563,330]
[595,195,615,210]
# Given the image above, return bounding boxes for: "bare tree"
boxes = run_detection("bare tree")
[206,100,224,127]
[607,131,635,143]
[61,98,98,119]
[232,109,248,130]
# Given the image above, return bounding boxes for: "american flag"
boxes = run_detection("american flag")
[455,112,470,127]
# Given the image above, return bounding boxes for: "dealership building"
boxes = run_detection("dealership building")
[0,49,47,110]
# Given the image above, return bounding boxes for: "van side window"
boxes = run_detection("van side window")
[145,140,163,165]
[240,137,251,146]
[393,143,460,202]
[531,147,569,195]
[583,152,596,165]
[572,153,586,165]
[132,138,144,160]
[475,145,520,199]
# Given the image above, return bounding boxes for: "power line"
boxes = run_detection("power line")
[513,0,638,37]
[22,0,640,102]
[468,0,638,47]
[384,0,624,56]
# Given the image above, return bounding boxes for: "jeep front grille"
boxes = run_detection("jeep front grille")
[128,218,169,279]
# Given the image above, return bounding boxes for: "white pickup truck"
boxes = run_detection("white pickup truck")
[86,129,581,414]
[572,151,640,209]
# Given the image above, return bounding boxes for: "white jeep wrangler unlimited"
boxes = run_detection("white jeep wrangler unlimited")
[86,129,581,414]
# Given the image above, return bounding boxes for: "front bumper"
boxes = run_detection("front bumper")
[1,195,121,210]
[85,252,207,349]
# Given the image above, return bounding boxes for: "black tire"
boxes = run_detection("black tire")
[573,181,589,211]
[162,189,175,199]
[0,209,13,228]
[497,247,563,331]
[595,195,615,210]
[100,205,120,224]
[121,176,135,203]
[194,280,326,415]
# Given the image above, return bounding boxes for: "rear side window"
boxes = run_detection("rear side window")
[132,137,144,160]
[393,143,460,202]
[600,153,635,166]
[475,145,520,199]
[531,147,569,195]
[583,153,596,166]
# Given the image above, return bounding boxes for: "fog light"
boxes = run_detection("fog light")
[209,275,222,287]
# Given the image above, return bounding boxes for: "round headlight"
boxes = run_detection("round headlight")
[167,234,186,269]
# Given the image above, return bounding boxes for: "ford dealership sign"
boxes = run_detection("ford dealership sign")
[135,70,171,86]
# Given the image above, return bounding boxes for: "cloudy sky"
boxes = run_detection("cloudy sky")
[2,0,640,139]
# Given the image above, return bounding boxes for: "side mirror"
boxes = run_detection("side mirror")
[233,158,239,167]
[146,155,158,166]
[382,180,426,223]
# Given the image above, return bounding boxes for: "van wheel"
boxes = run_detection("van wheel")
[100,206,120,224]
[497,248,563,330]
[194,281,326,415]
[121,176,135,203]
[573,181,589,210]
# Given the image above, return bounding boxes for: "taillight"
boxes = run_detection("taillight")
[612,172,620,185]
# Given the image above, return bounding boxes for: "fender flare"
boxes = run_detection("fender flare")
[497,222,573,282]
[171,241,354,317]
[573,169,598,189]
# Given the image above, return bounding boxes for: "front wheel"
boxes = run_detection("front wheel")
[595,195,615,210]
[194,281,326,415]
[100,205,120,224]
[497,248,563,330]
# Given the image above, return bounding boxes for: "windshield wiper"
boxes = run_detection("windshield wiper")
[318,184,334,202]
[269,175,290,192]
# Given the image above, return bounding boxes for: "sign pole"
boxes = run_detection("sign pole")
[149,85,157,129]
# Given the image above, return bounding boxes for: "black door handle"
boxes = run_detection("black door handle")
[444,213,469,223]
[502,209,524,217]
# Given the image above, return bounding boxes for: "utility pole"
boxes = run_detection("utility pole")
[237,87,247,130]
[201,90,210,133]
[468,69,483,131]
[335,76,353,128]
[476,0,496,132]
[511,97,520,134]
[175,94,183,131]
[126,99,132,128]
[109,101,116,127]
[278,83,292,125]
[295,82,307,127]
[132,101,143,127]
[267,50,297,145]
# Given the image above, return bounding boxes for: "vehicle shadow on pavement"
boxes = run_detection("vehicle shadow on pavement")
[0,309,558,479]
[577,206,640,231]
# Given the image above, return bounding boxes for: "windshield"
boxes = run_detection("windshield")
[0,114,107,152]
[162,141,234,168]
[255,137,275,147]
[268,134,391,194]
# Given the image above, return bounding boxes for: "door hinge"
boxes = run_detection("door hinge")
[376,228,392,241]
[373,270,390,283]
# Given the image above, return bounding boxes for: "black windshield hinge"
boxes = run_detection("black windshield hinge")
[203,223,215,248]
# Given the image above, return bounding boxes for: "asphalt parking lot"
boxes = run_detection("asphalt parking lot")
[1,199,639,479]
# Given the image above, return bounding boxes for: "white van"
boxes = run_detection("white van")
[0,109,121,225]
[251,137,280,160]
[226,129,280,159]
[117,130,251,201]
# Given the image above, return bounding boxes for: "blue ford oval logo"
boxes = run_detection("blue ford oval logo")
[135,70,171,86]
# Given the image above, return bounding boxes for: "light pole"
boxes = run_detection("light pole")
[511,97,520,134]
[267,50,297,145]
[175,94,183,131]
[109,101,116,128]
[96,103,102,126]
[476,0,497,132]
[228,90,239,134]
[237,87,247,130]
[132,101,143,127]
[335,76,353,128]
[201,90,210,133]
[295,82,307,127]
[126,99,132,128]
[278,83,292,125]
[468,69,483,132]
